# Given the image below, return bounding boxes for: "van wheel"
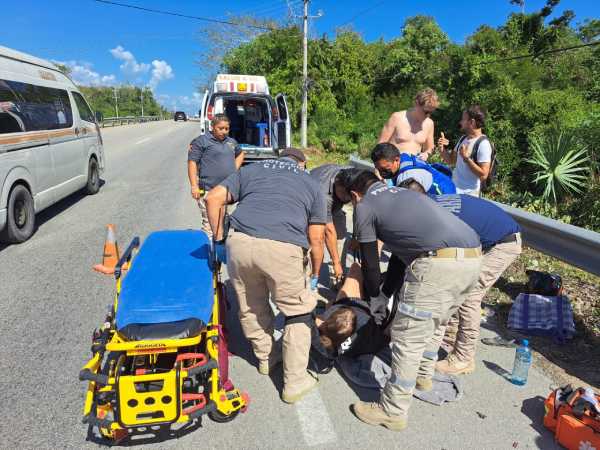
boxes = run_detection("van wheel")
[0,184,35,243]
[86,157,100,195]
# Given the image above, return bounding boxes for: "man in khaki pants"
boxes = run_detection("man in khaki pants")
[346,171,482,431]
[205,148,326,404]
[399,180,522,374]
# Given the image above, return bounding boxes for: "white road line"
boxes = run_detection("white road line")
[135,137,151,145]
[294,387,337,447]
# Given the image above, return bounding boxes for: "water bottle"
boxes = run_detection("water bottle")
[511,339,532,386]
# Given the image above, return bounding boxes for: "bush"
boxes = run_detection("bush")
[568,183,600,232]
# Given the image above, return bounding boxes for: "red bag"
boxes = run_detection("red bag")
[544,386,600,450]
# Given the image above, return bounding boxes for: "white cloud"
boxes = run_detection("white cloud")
[149,60,174,89]
[110,45,150,75]
[55,60,116,87]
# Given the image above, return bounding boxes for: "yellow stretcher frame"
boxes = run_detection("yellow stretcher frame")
[80,236,248,442]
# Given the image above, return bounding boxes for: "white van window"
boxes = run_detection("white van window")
[0,79,73,134]
[71,91,95,123]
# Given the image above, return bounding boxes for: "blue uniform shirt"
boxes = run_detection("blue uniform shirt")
[188,133,242,190]
[220,157,327,249]
[431,194,521,250]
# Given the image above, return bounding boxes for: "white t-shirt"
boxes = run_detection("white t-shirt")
[452,136,492,194]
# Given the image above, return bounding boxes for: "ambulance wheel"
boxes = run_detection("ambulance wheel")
[208,409,240,423]
[86,157,100,195]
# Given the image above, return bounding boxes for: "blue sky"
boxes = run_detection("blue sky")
[2,1,597,115]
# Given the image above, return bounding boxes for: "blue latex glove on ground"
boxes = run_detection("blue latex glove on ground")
[310,275,319,291]
[213,241,227,265]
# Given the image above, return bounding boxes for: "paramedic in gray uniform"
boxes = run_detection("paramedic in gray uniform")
[346,170,482,431]
[187,114,244,235]
[309,164,354,289]
[205,148,326,404]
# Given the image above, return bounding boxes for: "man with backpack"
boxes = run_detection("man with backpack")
[438,105,496,197]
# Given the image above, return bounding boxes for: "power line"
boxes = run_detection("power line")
[92,0,275,31]
[332,0,389,31]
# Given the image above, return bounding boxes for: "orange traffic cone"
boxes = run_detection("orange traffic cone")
[93,224,120,275]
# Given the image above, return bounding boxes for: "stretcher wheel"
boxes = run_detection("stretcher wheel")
[208,409,240,423]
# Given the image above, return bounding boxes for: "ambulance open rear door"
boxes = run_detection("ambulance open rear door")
[199,89,209,134]
[275,94,291,150]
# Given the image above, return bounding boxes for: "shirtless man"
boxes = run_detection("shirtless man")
[378,88,439,161]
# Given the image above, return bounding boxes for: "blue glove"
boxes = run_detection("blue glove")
[310,275,319,291]
[213,240,227,265]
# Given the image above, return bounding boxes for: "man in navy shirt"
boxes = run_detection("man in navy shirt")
[205,148,326,404]
[400,178,522,375]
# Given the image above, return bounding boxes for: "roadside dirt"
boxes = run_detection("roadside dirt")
[485,247,600,389]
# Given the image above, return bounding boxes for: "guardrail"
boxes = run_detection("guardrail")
[348,155,600,276]
[100,116,165,128]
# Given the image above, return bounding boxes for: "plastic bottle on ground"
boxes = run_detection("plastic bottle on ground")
[511,339,532,386]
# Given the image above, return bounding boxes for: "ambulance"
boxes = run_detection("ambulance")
[199,74,291,162]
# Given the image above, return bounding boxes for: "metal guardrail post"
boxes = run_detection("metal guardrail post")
[347,155,600,276]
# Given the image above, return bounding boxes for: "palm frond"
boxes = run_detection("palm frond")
[527,130,590,204]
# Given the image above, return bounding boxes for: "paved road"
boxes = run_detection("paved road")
[0,121,560,449]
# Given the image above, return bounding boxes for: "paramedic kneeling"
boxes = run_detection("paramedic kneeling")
[347,171,482,431]
[205,148,326,404]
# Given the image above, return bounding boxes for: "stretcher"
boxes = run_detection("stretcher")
[80,230,248,442]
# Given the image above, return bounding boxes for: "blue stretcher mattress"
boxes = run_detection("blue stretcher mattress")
[115,230,214,332]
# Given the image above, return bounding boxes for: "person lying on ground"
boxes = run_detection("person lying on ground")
[315,262,391,359]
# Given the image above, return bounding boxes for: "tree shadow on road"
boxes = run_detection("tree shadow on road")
[520,396,560,449]
[85,417,204,447]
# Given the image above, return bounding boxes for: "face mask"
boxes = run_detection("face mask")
[378,168,395,179]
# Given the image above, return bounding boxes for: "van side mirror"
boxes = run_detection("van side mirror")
[95,111,103,123]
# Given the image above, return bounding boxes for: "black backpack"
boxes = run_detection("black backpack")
[456,134,500,193]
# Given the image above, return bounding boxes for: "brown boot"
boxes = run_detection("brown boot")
[352,401,407,431]
[258,344,283,375]
[281,372,318,404]
[415,376,433,392]
[435,354,475,375]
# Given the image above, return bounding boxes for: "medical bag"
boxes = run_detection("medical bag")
[544,385,600,450]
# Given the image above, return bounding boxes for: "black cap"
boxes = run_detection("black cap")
[280,147,306,163]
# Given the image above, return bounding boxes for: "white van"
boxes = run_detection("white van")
[0,46,105,243]
[199,74,291,162]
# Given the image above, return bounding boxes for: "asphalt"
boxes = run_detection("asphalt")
[0,121,561,449]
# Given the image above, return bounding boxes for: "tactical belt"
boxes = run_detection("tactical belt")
[419,247,481,259]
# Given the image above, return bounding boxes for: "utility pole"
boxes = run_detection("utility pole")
[140,87,144,117]
[113,86,119,118]
[301,0,308,149]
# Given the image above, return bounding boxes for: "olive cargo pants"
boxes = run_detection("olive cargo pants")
[380,250,482,417]
[443,234,522,362]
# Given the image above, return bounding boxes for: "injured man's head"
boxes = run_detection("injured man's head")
[317,307,357,354]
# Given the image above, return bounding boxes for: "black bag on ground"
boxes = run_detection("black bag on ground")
[526,270,563,296]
